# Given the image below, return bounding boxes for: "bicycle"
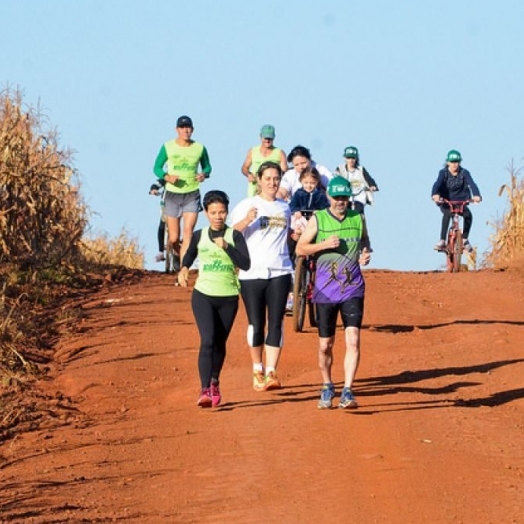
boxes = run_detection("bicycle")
[292,254,317,332]
[437,199,470,273]
[151,185,178,274]
[290,210,318,332]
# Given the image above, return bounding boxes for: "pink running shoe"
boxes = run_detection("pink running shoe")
[197,388,212,408]
[210,383,222,407]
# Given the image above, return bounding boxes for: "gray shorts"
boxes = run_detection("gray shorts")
[164,190,201,218]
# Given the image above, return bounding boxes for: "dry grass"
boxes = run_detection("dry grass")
[81,229,144,269]
[484,160,524,271]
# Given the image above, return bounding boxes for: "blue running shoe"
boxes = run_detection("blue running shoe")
[339,387,358,409]
[317,383,336,409]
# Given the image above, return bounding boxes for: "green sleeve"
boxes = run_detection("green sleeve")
[153,144,168,180]
[200,146,212,177]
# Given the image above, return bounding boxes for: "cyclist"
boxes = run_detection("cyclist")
[153,115,212,272]
[178,190,251,408]
[230,161,293,392]
[296,176,371,409]
[149,180,166,263]
[431,149,482,252]
[334,146,379,214]
[277,145,332,201]
[241,124,288,197]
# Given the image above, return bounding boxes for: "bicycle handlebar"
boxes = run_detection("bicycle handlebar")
[436,199,471,213]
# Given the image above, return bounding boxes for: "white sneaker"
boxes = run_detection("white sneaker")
[434,240,446,251]
[463,240,473,253]
[155,252,165,262]
[285,294,294,312]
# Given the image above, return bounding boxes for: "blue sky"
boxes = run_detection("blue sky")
[2,1,523,271]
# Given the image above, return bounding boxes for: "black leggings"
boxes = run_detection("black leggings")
[440,206,472,240]
[191,289,239,388]
[240,274,292,348]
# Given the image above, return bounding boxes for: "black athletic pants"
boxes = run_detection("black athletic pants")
[440,206,472,240]
[240,274,291,348]
[191,289,239,389]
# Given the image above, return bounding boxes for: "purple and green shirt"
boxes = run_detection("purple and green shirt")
[313,209,365,304]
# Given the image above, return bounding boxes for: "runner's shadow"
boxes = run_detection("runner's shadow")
[353,358,524,411]
[365,319,524,333]
[454,386,524,407]
[358,358,524,387]
[215,384,325,411]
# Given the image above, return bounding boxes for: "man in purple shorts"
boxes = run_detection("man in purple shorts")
[296,176,371,409]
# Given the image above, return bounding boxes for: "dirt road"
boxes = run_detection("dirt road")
[1,269,524,523]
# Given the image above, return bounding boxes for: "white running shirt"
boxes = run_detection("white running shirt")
[280,161,333,198]
[229,196,293,280]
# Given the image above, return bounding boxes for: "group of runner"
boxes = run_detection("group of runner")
[152,115,481,410]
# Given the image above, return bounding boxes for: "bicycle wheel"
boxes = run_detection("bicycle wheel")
[308,301,317,328]
[445,230,454,273]
[452,229,463,273]
[292,256,307,332]
[307,263,317,328]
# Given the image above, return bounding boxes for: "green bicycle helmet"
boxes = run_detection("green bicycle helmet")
[446,149,462,162]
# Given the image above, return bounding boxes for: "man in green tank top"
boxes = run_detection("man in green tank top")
[241,124,288,197]
[153,115,212,271]
[296,176,371,410]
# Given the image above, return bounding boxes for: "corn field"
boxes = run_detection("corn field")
[0,88,87,266]
[485,160,524,270]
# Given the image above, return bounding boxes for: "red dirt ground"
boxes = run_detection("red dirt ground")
[1,269,524,524]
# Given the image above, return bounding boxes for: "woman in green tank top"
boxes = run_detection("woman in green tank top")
[241,124,288,196]
[178,191,251,408]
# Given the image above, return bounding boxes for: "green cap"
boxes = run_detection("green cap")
[446,149,462,162]
[260,124,276,139]
[327,176,353,197]
[343,146,359,158]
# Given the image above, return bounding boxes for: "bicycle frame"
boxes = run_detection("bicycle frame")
[439,199,470,273]
[292,254,317,332]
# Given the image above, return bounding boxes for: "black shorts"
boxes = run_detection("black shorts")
[316,297,364,338]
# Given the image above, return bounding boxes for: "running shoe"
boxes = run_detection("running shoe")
[285,294,294,312]
[197,388,212,408]
[264,371,281,391]
[173,255,181,273]
[155,252,166,262]
[434,239,446,251]
[253,371,266,392]
[210,383,221,407]
[339,387,358,409]
[462,239,473,253]
[317,383,336,409]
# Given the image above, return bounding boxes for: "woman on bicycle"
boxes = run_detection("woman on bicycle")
[230,161,293,392]
[277,145,332,201]
[178,190,251,408]
[431,149,482,252]
[334,146,379,214]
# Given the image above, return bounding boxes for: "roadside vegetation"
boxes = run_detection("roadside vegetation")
[1,88,144,437]
[485,160,524,271]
